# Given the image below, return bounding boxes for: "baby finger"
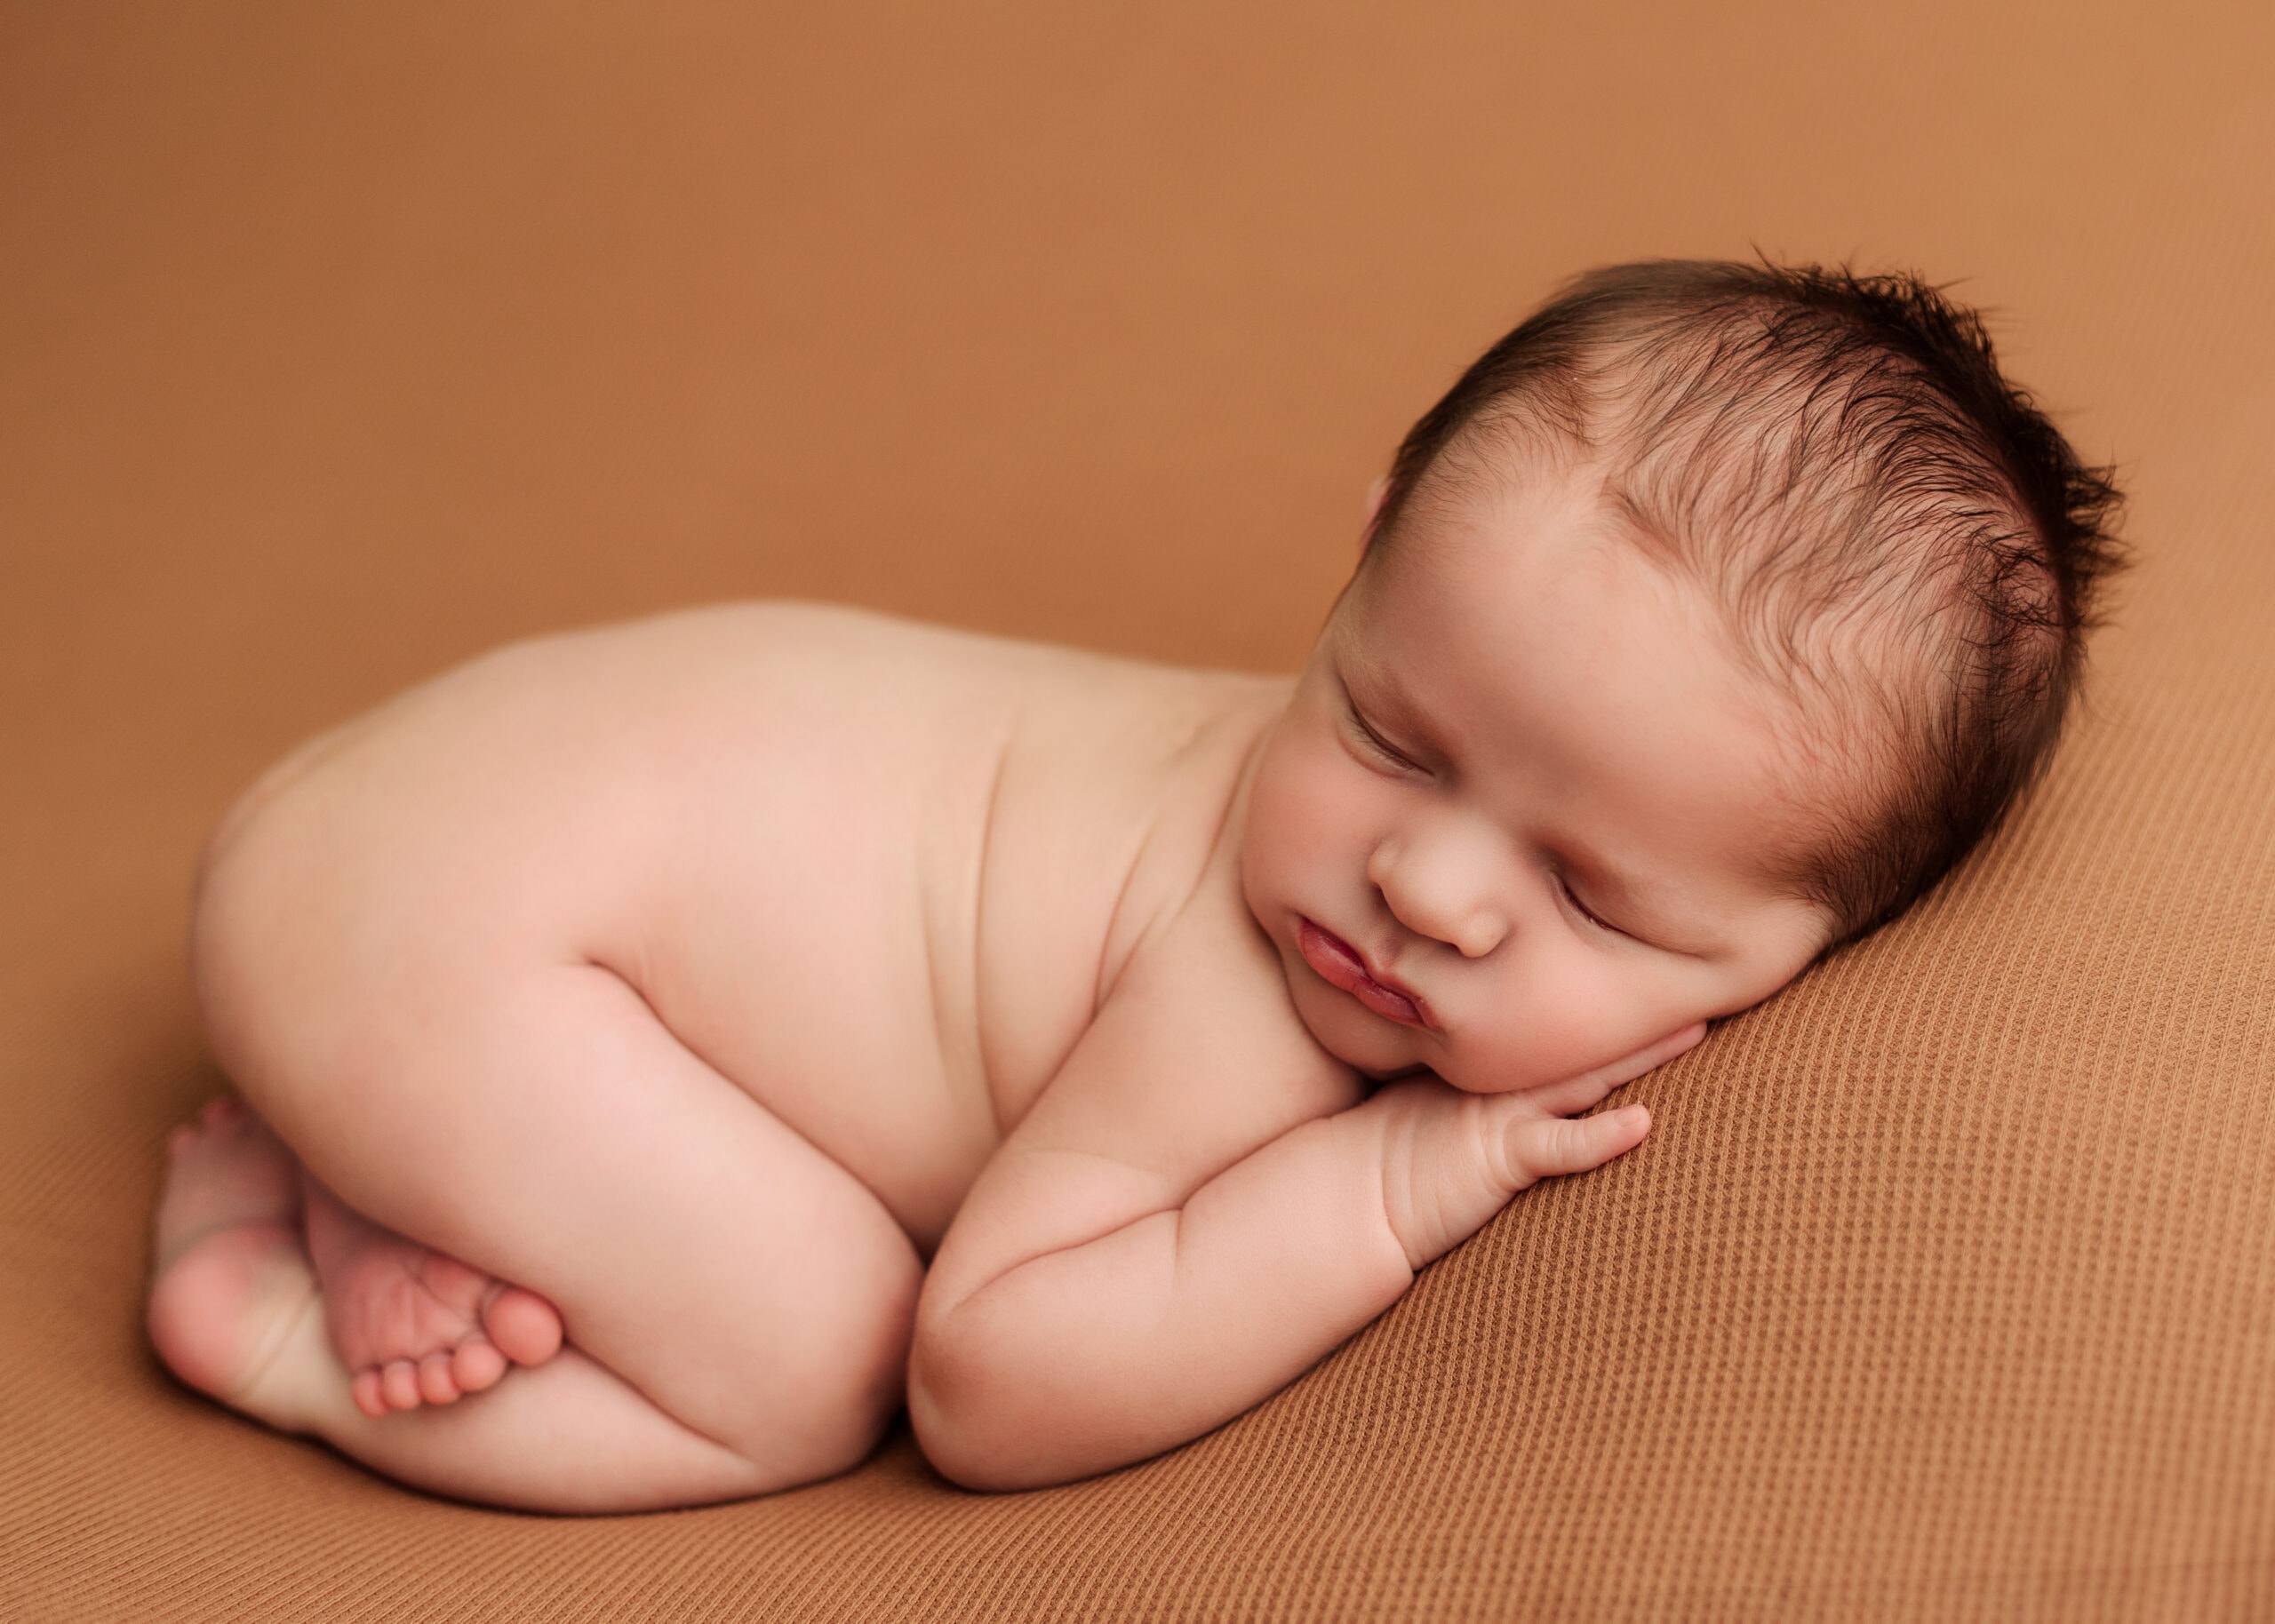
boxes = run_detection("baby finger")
[1504,1104,1651,1183]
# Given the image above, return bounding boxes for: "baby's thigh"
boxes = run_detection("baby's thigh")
[206,893,922,1479]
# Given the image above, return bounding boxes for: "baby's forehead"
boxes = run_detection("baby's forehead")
[1389,450,1937,747]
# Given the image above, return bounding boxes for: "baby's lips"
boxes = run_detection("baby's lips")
[1297,919,1429,1027]
[1350,975,1425,1026]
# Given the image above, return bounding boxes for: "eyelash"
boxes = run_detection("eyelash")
[1553,872,1624,937]
[1346,706,1421,773]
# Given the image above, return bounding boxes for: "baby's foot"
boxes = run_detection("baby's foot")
[147,1097,321,1412]
[301,1174,563,1417]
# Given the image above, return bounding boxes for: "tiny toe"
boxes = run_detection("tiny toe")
[483,1286,564,1367]
[379,1359,423,1412]
[352,1369,388,1419]
[417,1350,460,1405]
[451,1335,507,1394]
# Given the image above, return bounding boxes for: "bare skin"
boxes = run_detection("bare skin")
[149,463,1833,1509]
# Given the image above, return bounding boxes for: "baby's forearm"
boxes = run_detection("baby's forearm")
[911,1071,1651,1490]
[909,1100,1417,1491]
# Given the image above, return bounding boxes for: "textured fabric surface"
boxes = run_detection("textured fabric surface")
[4,2,2273,1618]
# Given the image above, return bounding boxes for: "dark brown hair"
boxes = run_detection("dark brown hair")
[1369,259,2124,942]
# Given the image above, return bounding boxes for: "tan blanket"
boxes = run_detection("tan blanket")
[5,2,2271,1616]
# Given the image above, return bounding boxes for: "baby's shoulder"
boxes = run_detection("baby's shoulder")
[1008,813,1362,1183]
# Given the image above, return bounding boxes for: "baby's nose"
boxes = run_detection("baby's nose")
[1451,912,1507,959]
[1368,837,1508,958]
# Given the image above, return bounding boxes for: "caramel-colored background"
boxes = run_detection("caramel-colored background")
[5,3,2272,1618]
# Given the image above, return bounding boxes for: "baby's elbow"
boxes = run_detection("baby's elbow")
[908,1309,1087,1492]
[906,1325,1020,1491]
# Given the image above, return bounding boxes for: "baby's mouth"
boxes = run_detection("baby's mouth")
[1297,919,1433,1029]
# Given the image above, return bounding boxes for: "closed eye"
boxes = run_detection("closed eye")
[1346,705,1423,773]
[1553,872,1628,938]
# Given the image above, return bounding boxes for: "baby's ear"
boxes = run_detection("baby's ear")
[1359,476,1392,551]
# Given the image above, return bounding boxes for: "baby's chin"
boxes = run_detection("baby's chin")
[1343,1047,1543,1095]
[1331,1024,1586,1095]
[1287,983,1435,1082]
[1306,1015,1597,1095]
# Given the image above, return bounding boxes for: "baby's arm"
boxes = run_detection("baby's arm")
[908,875,1699,1492]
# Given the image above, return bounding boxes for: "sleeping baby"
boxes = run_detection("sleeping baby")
[146,259,2120,1511]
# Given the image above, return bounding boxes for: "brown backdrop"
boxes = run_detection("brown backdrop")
[5,3,2273,1618]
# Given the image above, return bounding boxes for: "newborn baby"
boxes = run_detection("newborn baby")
[146,260,2119,1512]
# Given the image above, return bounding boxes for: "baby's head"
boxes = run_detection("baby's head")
[1242,259,2122,1093]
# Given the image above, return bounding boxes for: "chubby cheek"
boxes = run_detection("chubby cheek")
[1448,946,1660,1093]
[1241,727,1375,927]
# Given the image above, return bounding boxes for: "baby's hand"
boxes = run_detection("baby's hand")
[1369,1023,1706,1271]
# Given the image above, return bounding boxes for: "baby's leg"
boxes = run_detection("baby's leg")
[150,1100,775,1510]
[162,952,923,1512]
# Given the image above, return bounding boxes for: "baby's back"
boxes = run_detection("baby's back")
[201,602,1285,1252]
